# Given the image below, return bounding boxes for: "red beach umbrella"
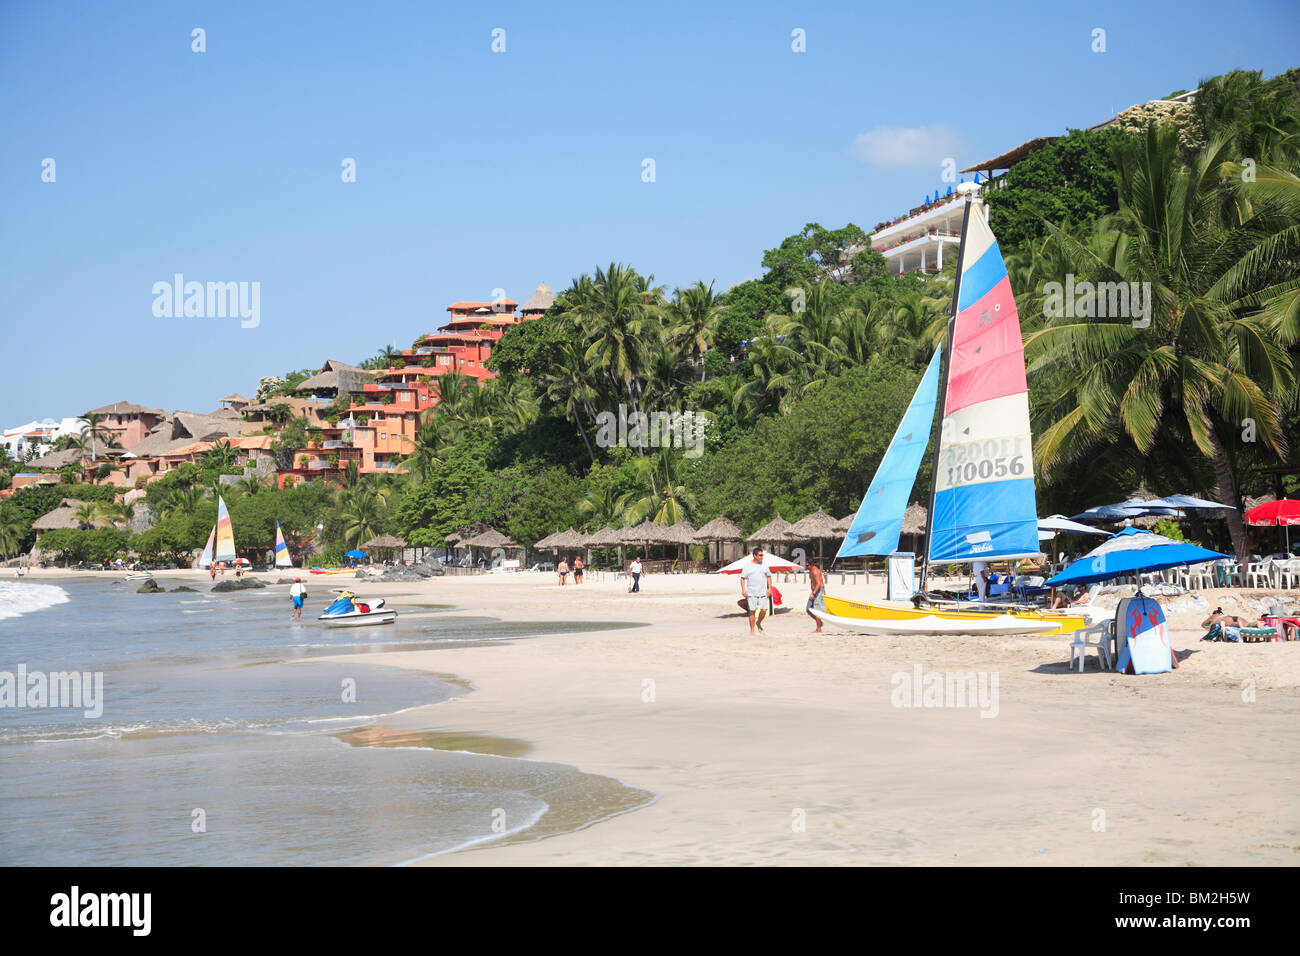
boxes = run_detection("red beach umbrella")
[1244,499,1300,552]
[1243,499,1300,526]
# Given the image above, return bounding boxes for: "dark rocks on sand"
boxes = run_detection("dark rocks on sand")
[170,585,197,592]
[211,578,269,592]
[136,579,164,593]
[358,556,444,582]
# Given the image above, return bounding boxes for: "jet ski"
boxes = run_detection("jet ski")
[318,589,397,627]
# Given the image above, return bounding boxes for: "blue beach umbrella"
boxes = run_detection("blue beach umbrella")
[1045,528,1228,587]
[1069,504,1145,523]
[1144,494,1234,511]
[344,549,367,559]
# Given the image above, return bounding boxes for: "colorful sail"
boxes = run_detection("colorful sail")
[213,495,237,563]
[927,201,1040,564]
[199,524,216,569]
[274,522,294,568]
[837,349,941,558]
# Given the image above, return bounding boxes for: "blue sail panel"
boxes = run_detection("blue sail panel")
[929,478,1040,563]
[836,350,942,558]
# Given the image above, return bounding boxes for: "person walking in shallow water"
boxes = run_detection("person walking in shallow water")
[290,577,307,621]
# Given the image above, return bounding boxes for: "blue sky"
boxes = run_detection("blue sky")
[2,0,1297,426]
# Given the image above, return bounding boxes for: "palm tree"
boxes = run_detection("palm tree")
[1027,125,1300,562]
[161,484,205,518]
[201,439,239,471]
[619,449,698,525]
[574,263,659,411]
[666,281,722,380]
[71,502,99,529]
[0,502,24,558]
[541,340,602,462]
[79,413,115,462]
[337,490,382,548]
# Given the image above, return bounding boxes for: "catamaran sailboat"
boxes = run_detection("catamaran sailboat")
[815,186,1095,636]
[274,522,294,568]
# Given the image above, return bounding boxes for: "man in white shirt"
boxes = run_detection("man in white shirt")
[739,547,772,634]
[628,557,642,592]
[971,561,990,603]
[289,577,307,620]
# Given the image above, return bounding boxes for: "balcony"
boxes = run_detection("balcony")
[307,460,330,470]
[321,440,348,449]
[373,461,398,470]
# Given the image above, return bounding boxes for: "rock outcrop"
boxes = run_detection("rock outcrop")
[211,578,268,592]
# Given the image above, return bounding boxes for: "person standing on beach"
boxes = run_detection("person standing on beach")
[210,565,217,583]
[290,577,307,621]
[629,556,642,592]
[557,558,569,586]
[739,548,772,634]
[573,556,584,584]
[971,560,989,603]
[806,562,825,633]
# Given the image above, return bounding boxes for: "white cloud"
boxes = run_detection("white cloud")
[851,124,964,169]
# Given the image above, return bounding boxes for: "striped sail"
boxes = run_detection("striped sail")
[213,495,237,563]
[274,521,294,568]
[199,524,216,569]
[927,201,1040,564]
[837,349,941,557]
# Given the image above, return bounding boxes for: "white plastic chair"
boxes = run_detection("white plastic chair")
[1069,620,1113,672]
[1274,561,1298,589]
[1247,562,1271,589]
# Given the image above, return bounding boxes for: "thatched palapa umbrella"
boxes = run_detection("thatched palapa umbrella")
[693,515,743,565]
[362,533,407,563]
[747,515,794,552]
[788,509,839,563]
[460,527,520,568]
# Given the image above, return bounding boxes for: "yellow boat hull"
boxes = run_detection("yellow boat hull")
[820,594,1091,636]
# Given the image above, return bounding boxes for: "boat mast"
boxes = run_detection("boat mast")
[919,191,975,594]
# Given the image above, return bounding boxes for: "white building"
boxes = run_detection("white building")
[2,417,86,461]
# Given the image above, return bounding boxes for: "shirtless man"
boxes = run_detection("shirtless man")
[806,562,826,633]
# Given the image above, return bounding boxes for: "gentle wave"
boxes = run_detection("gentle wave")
[0,582,70,622]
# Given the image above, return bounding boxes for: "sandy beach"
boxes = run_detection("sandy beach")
[21,566,1300,865]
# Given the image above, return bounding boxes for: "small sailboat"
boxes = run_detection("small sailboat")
[274,522,294,568]
[198,524,216,569]
[817,186,1094,636]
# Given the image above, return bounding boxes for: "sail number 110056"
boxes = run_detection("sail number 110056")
[942,439,1027,488]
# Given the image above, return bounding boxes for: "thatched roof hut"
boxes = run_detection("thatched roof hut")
[901,503,927,535]
[623,520,675,545]
[519,282,555,315]
[747,515,794,543]
[586,526,621,547]
[693,516,742,543]
[362,534,407,550]
[33,499,109,531]
[832,514,854,534]
[461,528,519,550]
[296,360,374,396]
[661,520,698,545]
[788,509,839,540]
[534,530,565,550]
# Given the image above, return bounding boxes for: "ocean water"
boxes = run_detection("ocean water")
[0,577,652,865]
